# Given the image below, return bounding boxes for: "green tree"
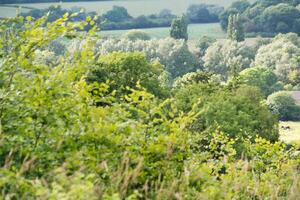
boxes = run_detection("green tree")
[239,67,283,97]
[203,40,254,81]
[197,36,216,56]
[173,84,279,142]
[267,91,300,121]
[170,15,188,41]
[227,14,245,42]
[86,52,166,97]
[102,6,132,23]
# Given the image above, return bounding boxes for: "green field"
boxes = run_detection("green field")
[1,0,256,17]
[101,23,226,40]
[280,121,300,143]
[0,5,31,18]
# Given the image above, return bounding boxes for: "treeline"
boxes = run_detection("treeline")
[221,0,300,36]
[20,4,222,30]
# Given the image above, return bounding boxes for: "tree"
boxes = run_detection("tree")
[260,3,300,33]
[227,14,245,42]
[186,4,222,23]
[86,52,166,97]
[173,71,212,88]
[203,40,254,81]
[173,84,279,142]
[197,36,216,56]
[82,37,200,79]
[239,67,283,97]
[170,15,188,41]
[102,6,132,23]
[220,0,250,31]
[267,91,300,121]
[254,33,300,84]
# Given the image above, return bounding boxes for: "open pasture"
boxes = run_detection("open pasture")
[280,121,300,143]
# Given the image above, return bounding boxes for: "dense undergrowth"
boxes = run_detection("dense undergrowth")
[0,15,300,199]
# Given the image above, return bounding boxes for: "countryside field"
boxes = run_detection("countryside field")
[280,121,300,144]
[0,0,256,18]
[0,5,31,18]
[101,23,226,40]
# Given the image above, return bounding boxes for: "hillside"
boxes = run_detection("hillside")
[1,1,300,199]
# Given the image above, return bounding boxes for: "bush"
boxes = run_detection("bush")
[124,30,151,41]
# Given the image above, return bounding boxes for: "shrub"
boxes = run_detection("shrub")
[124,30,151,41]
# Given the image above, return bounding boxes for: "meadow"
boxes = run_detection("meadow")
[1,0,256,17]
[280,121,300,143]
[0,5,31,18]
[101,23,226,40]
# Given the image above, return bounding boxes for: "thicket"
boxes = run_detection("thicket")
[0,15,300,199]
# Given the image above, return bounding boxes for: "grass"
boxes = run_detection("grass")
[3,0,256,17]
[0,6,31,18]
[101,23,226,40]
[279,121,300,144]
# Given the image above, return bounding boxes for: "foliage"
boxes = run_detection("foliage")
[239,67,283,97]
[267,91,300,121]
[196,36,216,56]
[221,0,300,35]
[173,71,213,88]
[82,37,200,79]
[173,84,279,142]
[0,15,300,200]
[186,4,223,23]
[170,15,188,41]
[102,6,132,23]
[227,14,245,42]
[124,30,151,41]
[86,52,167,97]
[203,40,255,80]
[254,33,300,85]
[220,0,251,31]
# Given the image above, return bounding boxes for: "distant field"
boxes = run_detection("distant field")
[0,6,31,18]
[101,23,226,40]
[2,0,256,17]
[280,121,300,143]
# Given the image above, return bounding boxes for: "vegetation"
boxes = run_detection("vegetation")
[221,0,300,36]
[101,23,225,40]
[280,121,300,143]
[267,91,300,121]
[186,4,223,23]
[124,30,151,41]
[170,15,189,41]
[239,67,282,97]
[88,37,199,79]
[14,3,223,31]
[203,40,255,80]
[227,14,245,42]
[1,2,300,199]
